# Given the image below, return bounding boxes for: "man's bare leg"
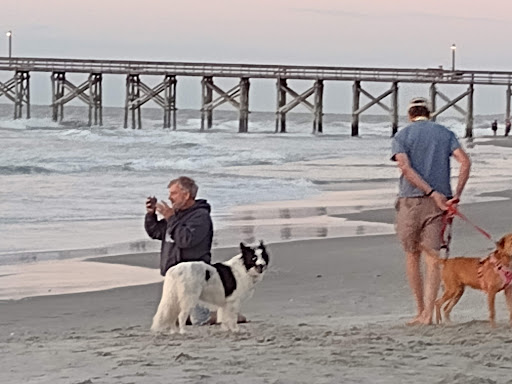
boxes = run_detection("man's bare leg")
[417,249,441,325]
[405,251,424,324]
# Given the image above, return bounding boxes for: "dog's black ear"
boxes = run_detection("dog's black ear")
[259,240,265,249]
[240,242,248,251]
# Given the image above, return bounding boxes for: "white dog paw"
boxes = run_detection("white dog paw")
[221,323,239,333]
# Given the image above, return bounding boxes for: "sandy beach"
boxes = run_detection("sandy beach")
[3,192,512,384]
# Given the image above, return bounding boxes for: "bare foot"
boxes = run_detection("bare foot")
[414,314,433,325]
[406,316,423,326]
[405,312,424,326]
[417,317,433,325]
[406,311,432,326]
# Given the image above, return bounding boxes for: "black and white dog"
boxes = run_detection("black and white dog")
[151,241,269,334]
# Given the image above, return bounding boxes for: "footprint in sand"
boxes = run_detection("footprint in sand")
[175,352,200,362]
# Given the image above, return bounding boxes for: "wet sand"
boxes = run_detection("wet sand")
[475,136,512,148]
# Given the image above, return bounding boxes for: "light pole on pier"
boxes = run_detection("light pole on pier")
[451,43,456,71]
[6,30,12,58]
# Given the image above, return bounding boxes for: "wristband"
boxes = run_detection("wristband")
[426,189,435,197]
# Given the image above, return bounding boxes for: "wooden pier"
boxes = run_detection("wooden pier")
[2,57,512,136]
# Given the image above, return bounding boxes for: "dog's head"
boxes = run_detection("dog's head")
[497,233,512,256]
[240,241,269,275]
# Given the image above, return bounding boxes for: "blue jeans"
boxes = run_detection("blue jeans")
[189,305,211,325]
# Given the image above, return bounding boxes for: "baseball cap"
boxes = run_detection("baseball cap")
[408,97,430,111]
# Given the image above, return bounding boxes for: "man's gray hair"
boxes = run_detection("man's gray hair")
[168,176,198,199]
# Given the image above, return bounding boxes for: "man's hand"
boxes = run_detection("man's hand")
[146,196,157,214]
[156,201,175,220]
[446,196,460,208]
[431,191,449,211]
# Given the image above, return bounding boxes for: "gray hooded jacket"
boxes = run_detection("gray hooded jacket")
[144,199,213,276]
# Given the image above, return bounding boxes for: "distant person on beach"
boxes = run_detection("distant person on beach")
[144,176,214,325]
[492,120,498,136]
[391,97,471,325]
[505,119,511,137]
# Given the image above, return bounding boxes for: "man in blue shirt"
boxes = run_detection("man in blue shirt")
[391,98,471,325]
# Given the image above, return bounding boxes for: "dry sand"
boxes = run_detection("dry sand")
[3,195,512,383]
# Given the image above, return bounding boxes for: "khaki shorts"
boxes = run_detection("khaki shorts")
[395,197,444,253]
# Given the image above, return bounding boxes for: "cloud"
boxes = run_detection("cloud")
[291,7,508,25]
[27,24,52,32]
[291,8,369,18]
[403,12,508,25]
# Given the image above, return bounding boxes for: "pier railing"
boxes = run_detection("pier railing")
[2,57,512,85]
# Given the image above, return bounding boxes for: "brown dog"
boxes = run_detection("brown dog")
[435,233,512,327]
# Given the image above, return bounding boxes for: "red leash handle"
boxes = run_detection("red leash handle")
[440,205,456,259]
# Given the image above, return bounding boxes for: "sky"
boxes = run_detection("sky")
[1,0,511,114]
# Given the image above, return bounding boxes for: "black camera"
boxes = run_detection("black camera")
[147,196,157,206]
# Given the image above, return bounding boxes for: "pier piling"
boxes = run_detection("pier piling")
[51,72,65,122]
[14,71,30,119]
[429,83,437,122]
[506,85,511,123]
[351,81,360,136]
[200,76,213,130]
[465,83,474,138]
[275,78,287,133]
[313,80,324,134]
[391,82,398,137]
[239,77,250,133]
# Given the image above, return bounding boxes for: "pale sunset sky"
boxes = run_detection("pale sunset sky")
[1,0,511,113]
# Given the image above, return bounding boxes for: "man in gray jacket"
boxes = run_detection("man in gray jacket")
[145,176,213,276]
[145,176,213,324]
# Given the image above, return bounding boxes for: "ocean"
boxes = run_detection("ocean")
[1,104,511,265]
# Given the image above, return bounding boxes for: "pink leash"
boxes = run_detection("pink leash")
[448,205,493,242]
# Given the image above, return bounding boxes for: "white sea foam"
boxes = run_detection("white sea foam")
[1,105,511,264]
[0,117,61,130]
